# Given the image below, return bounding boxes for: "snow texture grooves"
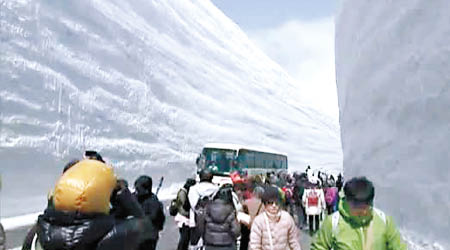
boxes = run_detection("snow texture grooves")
[0,0,341,217]
[336,0,450,248]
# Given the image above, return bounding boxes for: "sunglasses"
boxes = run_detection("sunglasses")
[264,201,279,206]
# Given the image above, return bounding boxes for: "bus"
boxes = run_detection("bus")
[196,143,288,184]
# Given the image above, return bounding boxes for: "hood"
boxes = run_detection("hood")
[207,199,234,223]
[338,198,373,227]
[195,182,219,197]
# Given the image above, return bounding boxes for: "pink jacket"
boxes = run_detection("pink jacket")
[249,211,301,250]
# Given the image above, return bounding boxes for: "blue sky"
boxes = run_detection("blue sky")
[211,1,337,29]
[211,0,339,119]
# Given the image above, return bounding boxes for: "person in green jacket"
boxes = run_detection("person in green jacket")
[311,176,407,250]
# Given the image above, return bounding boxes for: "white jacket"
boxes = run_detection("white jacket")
[302,188,326,215]
[188,181,219,227]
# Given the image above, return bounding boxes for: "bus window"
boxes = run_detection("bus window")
[238,150,255,169]
[200,144,288,176]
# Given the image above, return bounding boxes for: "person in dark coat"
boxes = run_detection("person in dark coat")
[0,218,5,250]
[110,179,144,219]
[336,174,344,192]
[134,175,166,250]
[203,186,240,250]
[22,159,80,250]
[35,178,146,250]
[293,173,308,229]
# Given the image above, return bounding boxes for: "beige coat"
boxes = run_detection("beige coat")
[249,210,301,250]
[244,197,264,226]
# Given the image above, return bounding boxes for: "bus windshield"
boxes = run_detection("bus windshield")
[202,148,237,174]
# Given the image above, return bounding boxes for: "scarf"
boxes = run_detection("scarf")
[265,210,281,222]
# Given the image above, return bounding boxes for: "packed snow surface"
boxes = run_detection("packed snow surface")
[336,0,450,249]
[0,0,342,218]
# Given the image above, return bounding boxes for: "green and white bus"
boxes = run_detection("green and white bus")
[196,143,288,184]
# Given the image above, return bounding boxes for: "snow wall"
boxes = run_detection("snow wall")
[0,0,342,217]
[336,0,450,249]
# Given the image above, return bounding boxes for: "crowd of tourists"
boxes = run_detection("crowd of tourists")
[170,164,406,250]
[14,151,406,250]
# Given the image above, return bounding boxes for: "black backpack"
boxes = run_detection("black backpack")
[169,198,178,216]
[193,192,216,235]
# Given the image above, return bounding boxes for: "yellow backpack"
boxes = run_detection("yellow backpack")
[53,159,116,214]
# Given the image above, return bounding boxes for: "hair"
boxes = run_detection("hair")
[253,186,265,199]
[262,186,280,204]
[117,178,129,188]
[84,150,105,163]
[199,168,213,182]
[63,159,80,173]
[344,176,375,204]
[135,175,152,192]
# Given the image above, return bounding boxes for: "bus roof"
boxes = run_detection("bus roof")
[203,143,288,157]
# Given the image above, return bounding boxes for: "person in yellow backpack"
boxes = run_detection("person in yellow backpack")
[311,176,407,250]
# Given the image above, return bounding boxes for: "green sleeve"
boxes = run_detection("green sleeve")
[311,216,333,250]
[385,216,407,250]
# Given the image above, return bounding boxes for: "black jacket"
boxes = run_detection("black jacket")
[35,185,146,250]
[203,199,240,247]
[0,222,5,250]
[135,193,165,240]
[37,208,145,250]
[110,187,144,219]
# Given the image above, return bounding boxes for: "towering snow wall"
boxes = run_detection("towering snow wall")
[336,0,450,248]
[0,0,341,217]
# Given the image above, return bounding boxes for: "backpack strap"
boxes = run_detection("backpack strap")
[263,213,275,250]
[31,233,38,250]
[256,202,263,215]
[373,207,386,224]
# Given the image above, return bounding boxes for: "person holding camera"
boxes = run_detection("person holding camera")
[133,175,166,250]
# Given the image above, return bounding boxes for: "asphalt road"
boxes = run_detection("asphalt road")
[5,202,312,249]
